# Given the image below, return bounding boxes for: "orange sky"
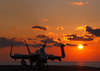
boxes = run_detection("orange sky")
[0,0,100,62]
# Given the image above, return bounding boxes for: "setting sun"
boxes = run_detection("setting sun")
[78,44,83,49]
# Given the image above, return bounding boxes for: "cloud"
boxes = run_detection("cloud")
[30,43,52,48]
[11,28,19,30]
[85,26,100,37]
[75,26,86,30]
[57,38,61,41]
[67,34,93,41]
[45,32,58,36]
[0,37,25,48]
[33,42,36,43]
[66,43,77,46]
[31,25,48,30]
[57,27,64,30]
[84,34,94,38]
[0,37,53,48]
[30,43,43,47]
[83,44,88,46]
[36,34,49,38]
[75,25,100,37]
[27,38,32,40]
[53,42,64,47]
[20,38,24,40]
[71,2,83,5]
[27,38,36,40]
[46,45,52,48]
[67,2,89,6]
[40,38,57,43]
[42,19,49,21]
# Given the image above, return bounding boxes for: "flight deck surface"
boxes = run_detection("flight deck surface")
[0,65,100,71]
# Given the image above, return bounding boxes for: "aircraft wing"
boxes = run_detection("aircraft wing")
[47,54,62,61]
[11,54,30,59]
[10,42,39,60]
[47,44,65,61]
[11,53,39,59]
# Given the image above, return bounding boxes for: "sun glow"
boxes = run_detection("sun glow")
[78,44,83,49]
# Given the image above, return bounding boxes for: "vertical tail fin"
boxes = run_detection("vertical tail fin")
[10,45,13,57]
[42,40,47,49]
[60,44,65,58]
[24,40,31,54]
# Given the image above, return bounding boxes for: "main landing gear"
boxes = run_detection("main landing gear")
[21,60,49,70]
[36,62,48,70]
[21,59,26,66]
[21,59,29,69]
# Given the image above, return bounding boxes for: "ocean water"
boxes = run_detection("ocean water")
[0,61,100,68]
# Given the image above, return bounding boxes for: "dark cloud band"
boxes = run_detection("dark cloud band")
[86,26,100,37]
[67,34,93,41]
[31,25,48,30]
[36,34,49,38]
[0,37,25,48]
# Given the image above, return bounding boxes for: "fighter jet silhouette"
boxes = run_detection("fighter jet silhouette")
[10,40,65,69]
